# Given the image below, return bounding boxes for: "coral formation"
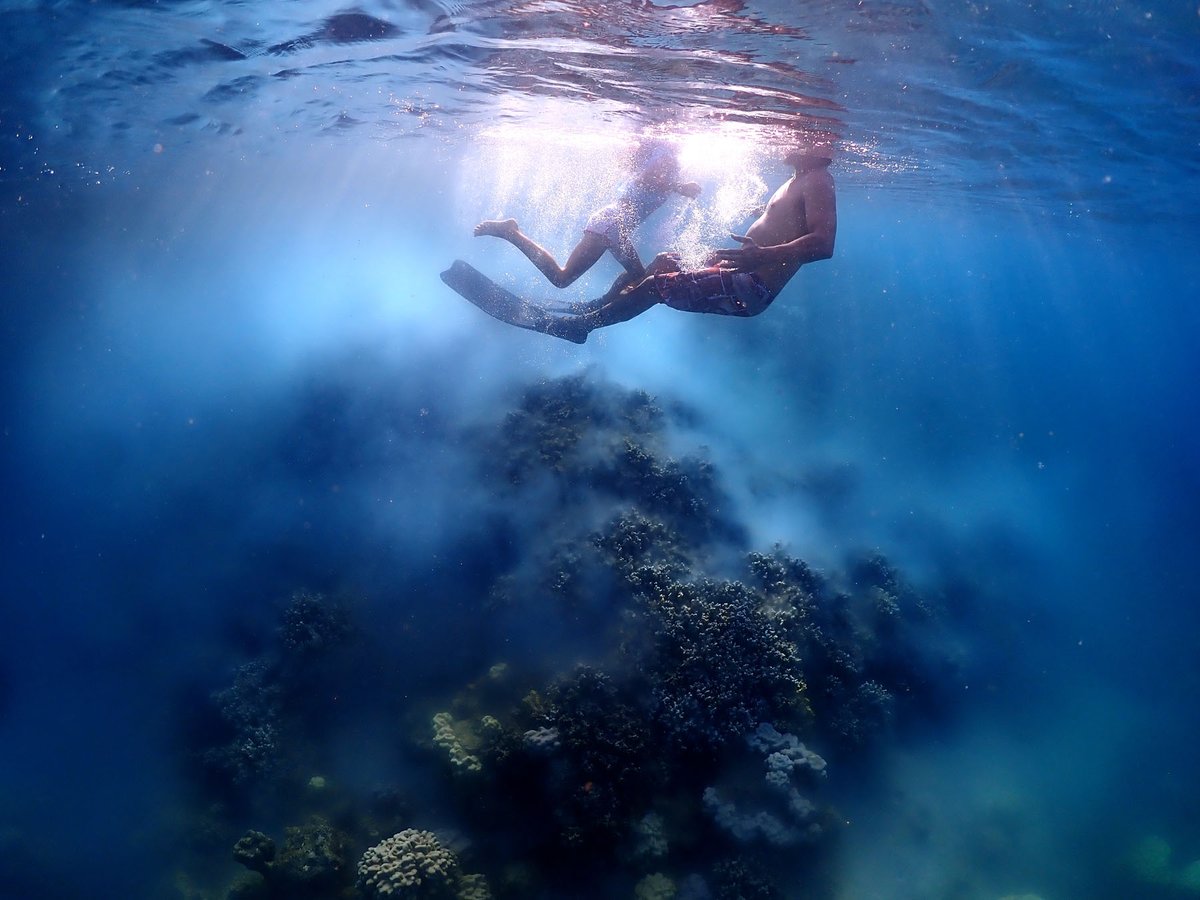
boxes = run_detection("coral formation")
[495,376,663,483]
[232,830,276,876]
[432,711,483,774]
[631,812,668,860]
[521,725,560,753]
[275,817,350,891]
[538,667,660,850]
[205,660,283,785]
[175,376,978,900]
[702,724,827,846]
[712,858,781,900]
[746,546,957,748]
[232,817,351,896]
[594,508,692,580]
[635,872,678,900]
[358,829,488,899]
[457,873,493,900]
[193,587,364,798]
[748,722,827,783]
[491,375,738,543]
[279,590,351,656]
[702,786,818,847]
[642,579,806,751]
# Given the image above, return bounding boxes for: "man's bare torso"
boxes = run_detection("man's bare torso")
[744,167,832,296]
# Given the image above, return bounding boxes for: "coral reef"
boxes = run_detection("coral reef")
[204,661,283,785]
[190,588,362,799]
[173,376,978,900]
[279,590,352,657]
[432,712,483,775]
[746,546,958,749]
[275,816,350,891]
[748,723,827,784]
[711,859,781,900]
[232,830,276,876]
[495,376,663,484]
[725,723,829,846]
[594,508,692,581]
[635,872,678,900]
[538,668,660,851]
[631,812,668,860]
[490,375,739,543]
[641,579,806,752]
[521,726,560,753]
[704,784,780,844]
[358,829,489,899]
[232,817,352,897]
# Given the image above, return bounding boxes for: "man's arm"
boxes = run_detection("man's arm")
[787,168,837,263]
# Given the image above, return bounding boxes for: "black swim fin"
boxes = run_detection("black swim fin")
[440,260,588,344]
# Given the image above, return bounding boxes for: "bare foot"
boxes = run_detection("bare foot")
[474,218,519,239]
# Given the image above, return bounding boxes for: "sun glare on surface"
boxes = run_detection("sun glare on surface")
[665,128,770,269]
[469,112,636,265]
[462,103,790,275]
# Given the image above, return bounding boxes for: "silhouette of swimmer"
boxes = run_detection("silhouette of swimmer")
[473,138,701,296]
[529,142,836,344]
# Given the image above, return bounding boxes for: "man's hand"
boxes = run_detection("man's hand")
[647,252,683,275]
[707,233,771,270]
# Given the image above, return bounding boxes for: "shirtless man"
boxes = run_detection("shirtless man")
[544,144,836,344]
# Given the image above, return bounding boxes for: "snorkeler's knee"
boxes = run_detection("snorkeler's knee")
[550,270,582,289]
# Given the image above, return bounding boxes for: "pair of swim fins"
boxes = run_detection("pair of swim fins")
[439,259,589,344]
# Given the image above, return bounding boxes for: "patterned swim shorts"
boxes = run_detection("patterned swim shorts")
[652,267,772,317]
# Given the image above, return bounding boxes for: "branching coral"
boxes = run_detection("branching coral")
[744,546,954,748]
[643,579,806,751]
[205,661,283,785]
[594,508,691,580]
[278,590,351,656]
[538,668,660,849]
[489,376,737,541]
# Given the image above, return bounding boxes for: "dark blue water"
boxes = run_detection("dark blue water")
[2,2,1199,898]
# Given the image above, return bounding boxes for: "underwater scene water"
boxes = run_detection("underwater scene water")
[2,1,1199,898]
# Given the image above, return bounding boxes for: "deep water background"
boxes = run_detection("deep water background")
[3,2,1200,898]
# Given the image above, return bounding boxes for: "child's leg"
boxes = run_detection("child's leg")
[475,220,607,289]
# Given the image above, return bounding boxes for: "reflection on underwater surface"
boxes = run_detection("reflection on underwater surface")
[1,0,1200,899]
[3,0,1198,217]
